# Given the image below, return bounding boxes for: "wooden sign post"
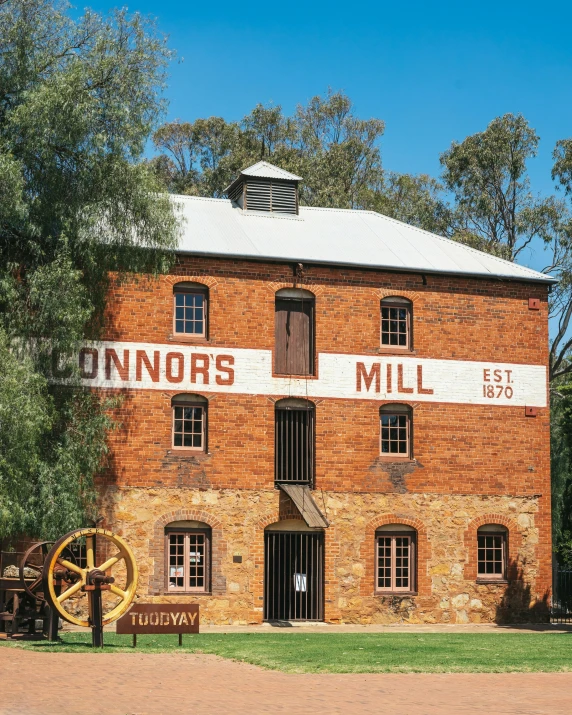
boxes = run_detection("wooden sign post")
[116,604,199,647]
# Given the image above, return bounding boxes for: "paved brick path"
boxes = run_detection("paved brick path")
[1,649,572,715]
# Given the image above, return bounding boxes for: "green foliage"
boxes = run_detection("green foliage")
[552,139,572,195]
[33,390,119,540]
[365,172,453,235]
[551,377,572,566]
[151,90,387,209]
[151,89,452,226]
[0,0,177,541]
[0,328,51,537]
[441,114,566,261]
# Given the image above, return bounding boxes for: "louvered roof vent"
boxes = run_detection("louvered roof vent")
[225,161,302,215]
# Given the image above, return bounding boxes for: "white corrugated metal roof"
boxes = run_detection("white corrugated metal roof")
[173,195,554,284]
[235,161,303,182]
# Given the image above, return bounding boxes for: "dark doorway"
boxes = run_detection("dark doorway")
[264,531,324,621]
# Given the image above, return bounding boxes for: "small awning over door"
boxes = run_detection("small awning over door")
[277,484,329,528]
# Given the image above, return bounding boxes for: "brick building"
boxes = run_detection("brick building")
[84,161,553,624]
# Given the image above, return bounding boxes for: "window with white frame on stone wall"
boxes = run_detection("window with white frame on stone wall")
[171,394,207,451]
[380,404,412,459]
[380,296,412,350]
[173,282,209,338]
[375,524,417,594]
[477,524,508,582]
[165,521,211,593]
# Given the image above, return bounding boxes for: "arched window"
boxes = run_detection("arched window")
[165,520,211,592]
[275,288,315,376]
[173,282,208,338]
[380,404,412,458]
[376,524,416,593]
[380,296,412,350]
[171,394,207,451]
[275,398,315,485]
[477,524,508,581]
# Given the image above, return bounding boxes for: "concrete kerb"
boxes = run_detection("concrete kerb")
[54,621,572,635]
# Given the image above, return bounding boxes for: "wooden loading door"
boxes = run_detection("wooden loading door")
[264,531,324,621]
[274,298,314,376]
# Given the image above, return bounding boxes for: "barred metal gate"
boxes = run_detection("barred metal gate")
[552,567,572,623]
[264,532,324,621]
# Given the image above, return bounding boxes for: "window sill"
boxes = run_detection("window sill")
[476,579,508,585]
[168,334,209,343]
[375,591,418,597]
[169,449,209,455]
[376,347,415,355]
[273,372,318,380]
[377,456,415,463]
[165,591,211,596]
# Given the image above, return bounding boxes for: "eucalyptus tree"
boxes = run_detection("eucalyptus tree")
[364,173,453,236]
[440,114,572,381]
[441,114,565,262]
[0,0,178,540]
[151,90,386,209]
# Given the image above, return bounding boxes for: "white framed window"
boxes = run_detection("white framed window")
[173,282,208,337]
[376,524,416,593]
[381,297,412,350]
[165,524,211,593]
[477,525,507,581]
[380,404,412,458]
[171,394,207,451]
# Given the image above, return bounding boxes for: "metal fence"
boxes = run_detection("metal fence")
[552,567,572,623]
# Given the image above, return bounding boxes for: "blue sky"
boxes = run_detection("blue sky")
[84,0,572,270]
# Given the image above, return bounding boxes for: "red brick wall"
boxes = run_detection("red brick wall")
[99,256,550,492]
[103,257,548,364]
[101,392,549,498]
[96,255,552,604]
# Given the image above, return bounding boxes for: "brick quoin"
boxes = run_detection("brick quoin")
[93,254,551,625]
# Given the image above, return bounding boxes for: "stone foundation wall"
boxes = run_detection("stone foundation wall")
[99,486,550,626]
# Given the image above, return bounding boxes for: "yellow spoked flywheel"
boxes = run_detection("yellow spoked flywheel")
[42,528,138,628]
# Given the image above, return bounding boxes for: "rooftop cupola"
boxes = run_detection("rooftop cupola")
[225,161,302,215]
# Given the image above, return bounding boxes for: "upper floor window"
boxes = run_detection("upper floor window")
[381,297,412,350]
[173,282,208,337]
[275,398,315,485]
[477,525,508,581]
[376,524,416,593]
[172,394,207,451]
[165,520,211,593]
[380,404,412,458]
[275,288,315,376]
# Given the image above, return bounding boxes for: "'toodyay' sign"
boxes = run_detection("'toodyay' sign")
[116,604,199,635]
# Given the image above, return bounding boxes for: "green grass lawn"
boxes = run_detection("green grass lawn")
[2,632,572,673]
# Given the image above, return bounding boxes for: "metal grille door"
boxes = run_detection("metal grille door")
[264,531,324,621]
[275,407,314,485]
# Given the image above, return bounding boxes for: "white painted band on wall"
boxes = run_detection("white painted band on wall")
[65,341,548,407]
